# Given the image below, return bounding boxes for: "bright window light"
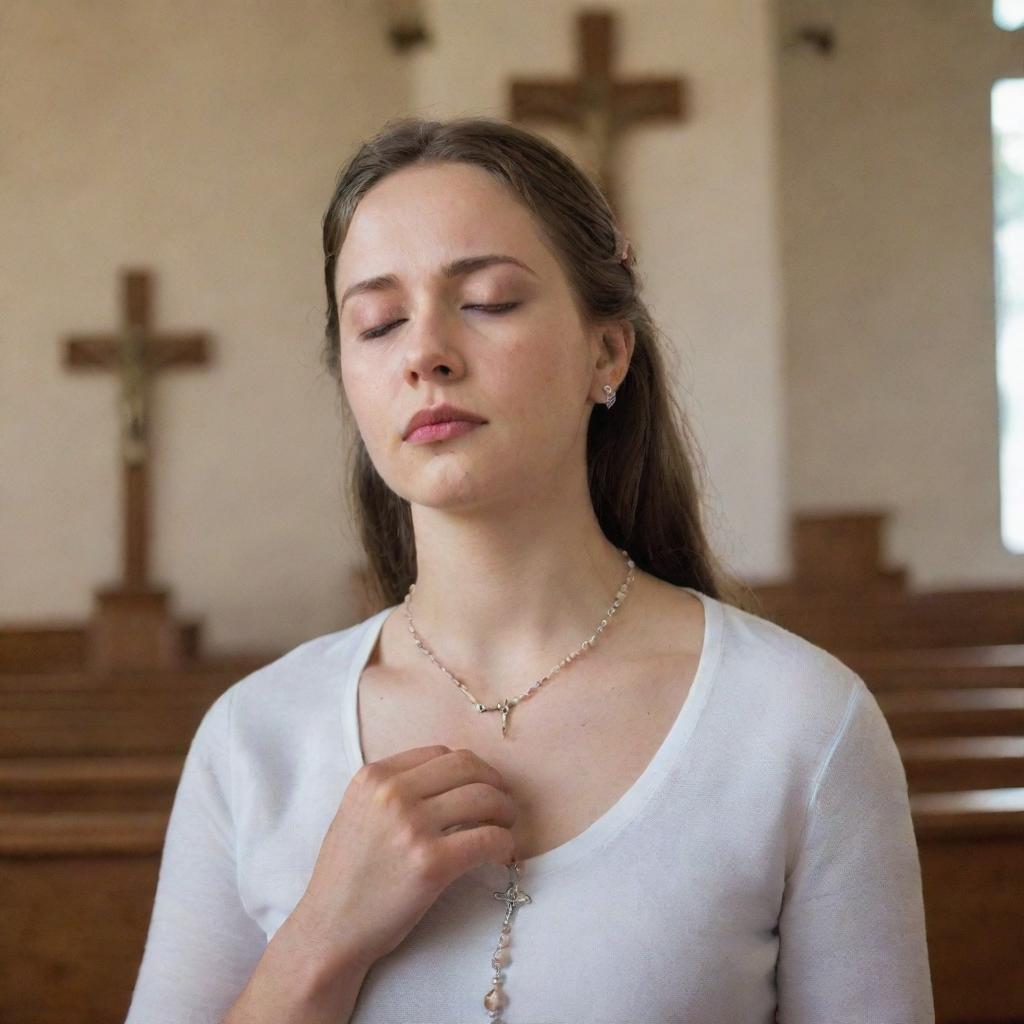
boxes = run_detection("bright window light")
[994,0,1024,31]
[991,79,1024,551]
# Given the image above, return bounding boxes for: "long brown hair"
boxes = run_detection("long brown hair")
[321,115,756,615]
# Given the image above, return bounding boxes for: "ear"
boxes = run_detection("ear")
[590,318,635,399]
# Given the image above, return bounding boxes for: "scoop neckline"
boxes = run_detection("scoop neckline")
[340,585,724,882]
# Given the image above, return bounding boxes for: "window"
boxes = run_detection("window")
[994,0,1024,31]
[992,79,1024,551]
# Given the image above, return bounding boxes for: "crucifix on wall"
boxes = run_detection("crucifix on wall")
[509,7,687,218]
[62,268,211,673]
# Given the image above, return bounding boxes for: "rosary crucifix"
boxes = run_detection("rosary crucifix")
[492,863,533,927]
[477,697,515,738]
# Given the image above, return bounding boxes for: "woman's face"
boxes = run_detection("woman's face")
[334,160,619,513]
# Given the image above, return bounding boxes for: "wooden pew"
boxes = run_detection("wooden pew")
[0,658,268,757]
[0,655,270,1023]
[0,811,166,1024]
[749,512,1024,652]
[754,586,1024,650]
[911,788,1024,1021]
[900,737,1024,793]
[0,706,214,756]
[842,643,1024,691]
[0,755,180,813]
[876,687,1024,738]
[829,635,1024,1019]
[832,630,1024,1017]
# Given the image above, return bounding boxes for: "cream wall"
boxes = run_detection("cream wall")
[1,0,787,652]
[0,0,408,651]
[777,0,1024,586]
[414,0,788,589]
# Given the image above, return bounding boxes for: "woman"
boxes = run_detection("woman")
[126,116,934,1024]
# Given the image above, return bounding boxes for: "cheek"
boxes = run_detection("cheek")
[504,333,585,419]
[495,316,579,390]
[340,361,391,445]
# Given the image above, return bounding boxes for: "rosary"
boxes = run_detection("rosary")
[402,549,637,1021]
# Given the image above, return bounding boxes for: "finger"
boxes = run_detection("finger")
[426,783,517,835]
[365,744,452,775]
[440,824,517,872]
[406,748,509,801]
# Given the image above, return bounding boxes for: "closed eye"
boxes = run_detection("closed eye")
[361,302,520,340]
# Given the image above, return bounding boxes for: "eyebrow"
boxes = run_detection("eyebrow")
[338,253,537,314]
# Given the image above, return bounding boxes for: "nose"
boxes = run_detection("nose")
[402,306,465,383]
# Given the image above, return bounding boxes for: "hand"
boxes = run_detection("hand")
[293,744,518,974]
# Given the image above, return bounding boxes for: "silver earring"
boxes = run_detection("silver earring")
[603,383,617,409]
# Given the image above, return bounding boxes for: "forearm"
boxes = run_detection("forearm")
[221,901,372,1024]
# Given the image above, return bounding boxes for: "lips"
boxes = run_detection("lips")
[405,420,483,444]
[403,403,487,440]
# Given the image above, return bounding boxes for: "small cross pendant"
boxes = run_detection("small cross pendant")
[498,698,511,738]
[492,863,532,925]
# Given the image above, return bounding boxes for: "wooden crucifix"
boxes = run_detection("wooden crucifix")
[62,268,211,672]
[509,7,686,217]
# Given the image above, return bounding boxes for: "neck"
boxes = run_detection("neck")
[397,506,640,695]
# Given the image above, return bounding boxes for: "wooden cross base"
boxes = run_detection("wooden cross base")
[88,586,185,674]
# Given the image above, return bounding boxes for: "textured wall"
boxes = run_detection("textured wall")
[411,0,788,586]
[0,0,408,650]
[776,0,1024,585]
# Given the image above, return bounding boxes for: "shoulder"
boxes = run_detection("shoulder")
[710,593,874,752]
[194,609,385,751]
[705,595,903,842]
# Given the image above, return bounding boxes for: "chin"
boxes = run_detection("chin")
[405,463,508,510]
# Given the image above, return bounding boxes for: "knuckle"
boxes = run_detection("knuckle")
[371,776,402,809]
[396,817,422,852]
[410,839,442,883]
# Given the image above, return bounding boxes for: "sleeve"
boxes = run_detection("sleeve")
[124,686,268,1024]
[776,678,935,1024]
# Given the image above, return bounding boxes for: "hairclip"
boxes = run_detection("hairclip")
[612,223,634,267]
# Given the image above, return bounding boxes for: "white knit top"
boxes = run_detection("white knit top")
[125,586,935,1023]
